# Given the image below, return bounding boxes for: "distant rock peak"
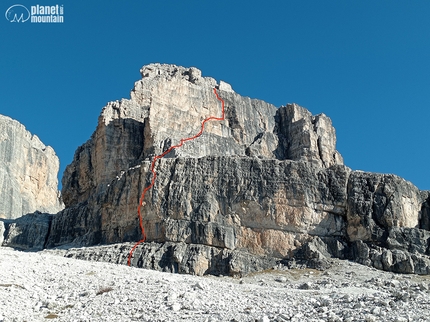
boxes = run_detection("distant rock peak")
[0,114,63,219]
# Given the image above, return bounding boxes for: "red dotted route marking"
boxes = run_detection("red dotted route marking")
[127,87,226,266]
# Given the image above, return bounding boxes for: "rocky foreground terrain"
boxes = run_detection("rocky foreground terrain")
[1,246,429,322]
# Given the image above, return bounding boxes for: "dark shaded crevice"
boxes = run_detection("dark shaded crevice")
[42,215,53,249]
[225,103,244,143]
[316,137,324,167]
[244,132,264,156]
[419,192,430,230]
[273,107,289,160]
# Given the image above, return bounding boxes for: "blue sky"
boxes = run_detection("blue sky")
[1,1,430,190]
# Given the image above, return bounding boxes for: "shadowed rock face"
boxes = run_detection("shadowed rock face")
[3,63,430,276]
[0,115,63,219]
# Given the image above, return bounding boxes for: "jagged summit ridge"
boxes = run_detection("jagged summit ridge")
[101,64,232,127]
[138,63,234,91]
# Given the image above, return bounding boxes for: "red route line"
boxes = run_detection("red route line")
[127,87,225,266]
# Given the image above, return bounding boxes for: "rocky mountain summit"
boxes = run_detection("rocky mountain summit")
[2,63,430,276]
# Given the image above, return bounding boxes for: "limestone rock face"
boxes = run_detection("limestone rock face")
[42,63,348,274]
[48,157,350,257]
[275,104,343,167]
[62,63,342,208]
[6,63,430,276]
[0,115,63,219]
[346,171,422,242]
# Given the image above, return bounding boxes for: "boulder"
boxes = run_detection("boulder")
[1,212,52,251]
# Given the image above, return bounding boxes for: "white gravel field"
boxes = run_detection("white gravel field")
[1,247,430,322]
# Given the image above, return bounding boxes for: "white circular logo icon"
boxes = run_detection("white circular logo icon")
[5,4,30,23]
